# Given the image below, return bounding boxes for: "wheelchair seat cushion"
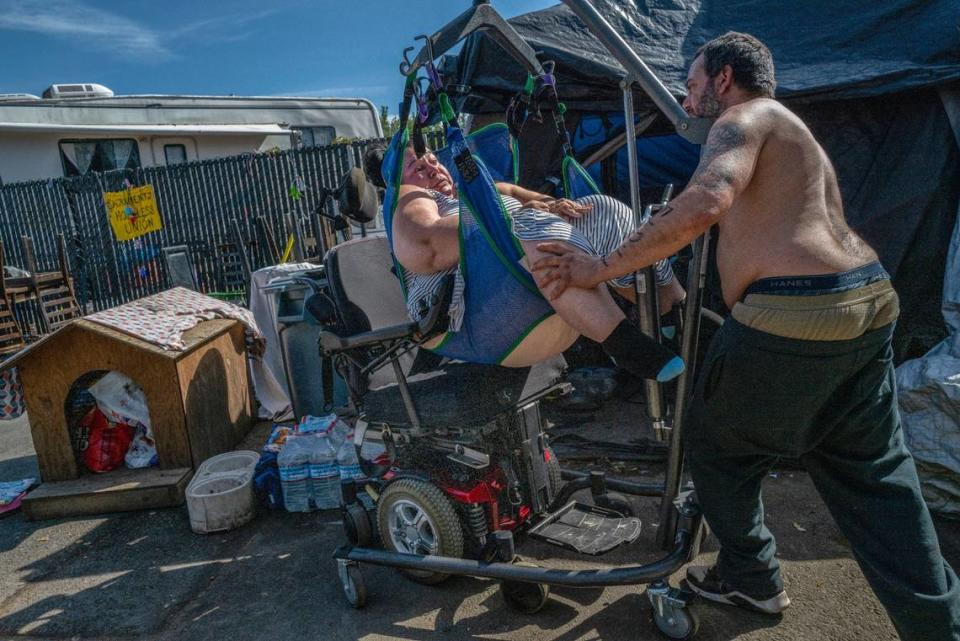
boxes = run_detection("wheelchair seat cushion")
[363,356,565,430]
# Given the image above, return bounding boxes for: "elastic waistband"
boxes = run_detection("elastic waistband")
[744,262,888,297]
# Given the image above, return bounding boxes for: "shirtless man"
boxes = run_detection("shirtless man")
[533,32,959,640]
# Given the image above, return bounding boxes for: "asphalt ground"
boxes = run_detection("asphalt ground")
[1,397,959,641]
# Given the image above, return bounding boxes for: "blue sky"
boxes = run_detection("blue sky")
[0,0,556,112]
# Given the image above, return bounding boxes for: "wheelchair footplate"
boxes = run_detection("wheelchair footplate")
[527,501,641,555]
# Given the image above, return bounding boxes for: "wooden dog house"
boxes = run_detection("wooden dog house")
[2,317,254,520]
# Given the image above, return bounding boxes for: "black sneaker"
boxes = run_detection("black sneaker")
[684,565,790,614]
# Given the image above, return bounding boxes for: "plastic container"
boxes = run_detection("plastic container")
[307,433,340,510]
[186,450,260,534]
[278,436,312,512]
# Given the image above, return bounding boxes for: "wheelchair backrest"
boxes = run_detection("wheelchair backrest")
[324,235,409,336]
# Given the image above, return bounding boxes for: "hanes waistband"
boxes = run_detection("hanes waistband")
[744,261,888,297]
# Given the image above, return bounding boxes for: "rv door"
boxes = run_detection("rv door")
[151,137,198,166]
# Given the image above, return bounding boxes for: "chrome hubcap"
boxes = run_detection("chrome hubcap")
[388,499,439,555]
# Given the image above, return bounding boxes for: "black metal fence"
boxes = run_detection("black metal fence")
[0,140,388,313]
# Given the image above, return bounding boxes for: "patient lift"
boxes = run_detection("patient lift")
[322,1,717,638]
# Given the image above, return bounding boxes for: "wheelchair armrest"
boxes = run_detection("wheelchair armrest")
[320,321,419,352]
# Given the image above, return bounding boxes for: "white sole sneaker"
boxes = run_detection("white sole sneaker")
[684,566,791,615]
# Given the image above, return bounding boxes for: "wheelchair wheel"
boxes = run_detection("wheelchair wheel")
[500,579,550,614]
[653,604,699,640]
[377,478,464,585]
[500,560,550,613]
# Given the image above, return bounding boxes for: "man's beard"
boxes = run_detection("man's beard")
[697,81,723,118]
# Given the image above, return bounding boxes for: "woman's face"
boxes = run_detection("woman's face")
[402,149,455,196]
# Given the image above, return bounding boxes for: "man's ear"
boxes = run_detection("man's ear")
[715,64,735,95]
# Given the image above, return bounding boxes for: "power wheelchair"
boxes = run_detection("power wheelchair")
[304,220,708,638]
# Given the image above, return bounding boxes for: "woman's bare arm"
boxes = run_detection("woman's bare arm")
[392,185,460,273]
[495,182,592,219]
[495,182,550,203]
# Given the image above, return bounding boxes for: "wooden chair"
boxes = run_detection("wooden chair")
[21,234,82,335]
[0,241,26,357]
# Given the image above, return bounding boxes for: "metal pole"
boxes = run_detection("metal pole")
[560,0,712,144]
[655,227,712,549]
[622,79,666,430]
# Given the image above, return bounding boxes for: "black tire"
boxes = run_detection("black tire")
[500,579,550,614]
[500,560,550,614]
[376,478,464,585]
[342,502,373,546]
[594,491,636,517]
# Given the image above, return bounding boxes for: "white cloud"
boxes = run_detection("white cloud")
[168,9,280,43]
[0,0,280,61]
[0,0,171,58]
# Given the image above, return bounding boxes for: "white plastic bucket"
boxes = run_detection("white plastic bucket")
[186,450,260,534]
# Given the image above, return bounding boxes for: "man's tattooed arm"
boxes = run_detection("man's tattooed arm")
[595,114,761,283]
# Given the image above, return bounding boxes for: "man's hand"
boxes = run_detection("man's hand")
[531,242,606,299]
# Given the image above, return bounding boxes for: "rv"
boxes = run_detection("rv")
[0,84,383,184]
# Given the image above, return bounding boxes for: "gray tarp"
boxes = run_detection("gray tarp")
[897,88,960,517]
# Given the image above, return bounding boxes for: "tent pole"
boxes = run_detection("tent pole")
[622,78,667,437]
[561,0,712,144]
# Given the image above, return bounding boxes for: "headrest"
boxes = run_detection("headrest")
[336,167,379,225]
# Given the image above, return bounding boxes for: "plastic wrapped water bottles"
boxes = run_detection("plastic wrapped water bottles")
[307,433,340,510]
[277,435,311,512]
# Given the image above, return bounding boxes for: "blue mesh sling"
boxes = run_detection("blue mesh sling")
[381,87,554,365]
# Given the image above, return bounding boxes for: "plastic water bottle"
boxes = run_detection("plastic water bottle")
[278,435,311,512]
[337,435,363,483]
[328,417,351,449]
[308,433,340,510]
[337,434,368,507]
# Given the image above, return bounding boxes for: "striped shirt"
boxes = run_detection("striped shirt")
[402,191,674,329]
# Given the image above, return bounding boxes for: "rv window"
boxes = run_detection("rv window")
[164,144,188,166]
[58,139,142,176]
[294,126,336,148]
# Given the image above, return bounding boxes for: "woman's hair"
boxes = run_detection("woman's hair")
[362,141,432,189]
[362,142,388,189]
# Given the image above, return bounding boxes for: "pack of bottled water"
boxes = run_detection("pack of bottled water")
[278,414,367,511]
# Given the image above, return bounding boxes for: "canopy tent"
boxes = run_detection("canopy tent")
[456,0,960,110]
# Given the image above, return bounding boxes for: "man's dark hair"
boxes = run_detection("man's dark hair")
[695,32,776,98]
[362,142,388,189]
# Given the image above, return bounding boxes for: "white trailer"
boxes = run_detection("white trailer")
[0,84,383,184]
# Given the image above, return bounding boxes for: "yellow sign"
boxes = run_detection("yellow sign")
[103,184,163,241]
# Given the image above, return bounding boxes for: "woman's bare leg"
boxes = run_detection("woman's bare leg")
[515,239,683,381]
[520,239,623,342]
